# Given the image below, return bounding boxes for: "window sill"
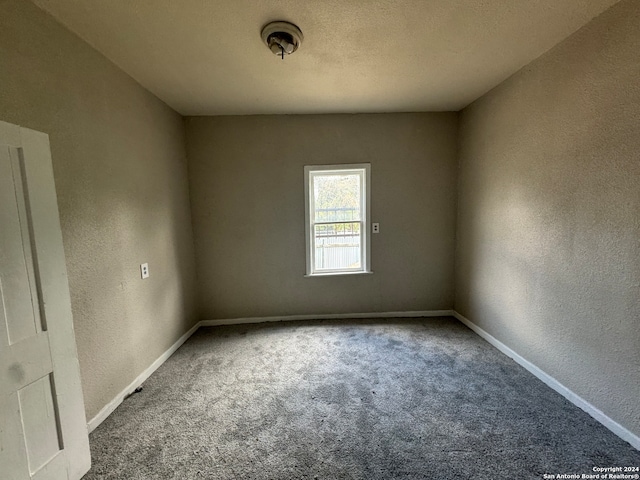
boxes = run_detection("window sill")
[305,271,373,278]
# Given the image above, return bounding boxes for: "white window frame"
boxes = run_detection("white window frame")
[304,163,372,277]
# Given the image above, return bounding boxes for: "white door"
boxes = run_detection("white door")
[0,121,91,479]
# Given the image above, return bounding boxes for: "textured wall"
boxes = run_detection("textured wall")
[456,0,640,438]
[187,113,458,319]
[0,0,198,420]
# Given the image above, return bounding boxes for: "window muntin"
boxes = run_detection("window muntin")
[305,164,371,276]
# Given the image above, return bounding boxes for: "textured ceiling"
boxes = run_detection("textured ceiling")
[31,0,619,115]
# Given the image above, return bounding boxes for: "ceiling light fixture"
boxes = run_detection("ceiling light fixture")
[261,21,303,59]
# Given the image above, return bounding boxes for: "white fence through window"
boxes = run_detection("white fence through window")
[314,208,361,270]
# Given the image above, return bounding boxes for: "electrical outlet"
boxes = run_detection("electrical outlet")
[372,223,380,234]
[140,263,149,279]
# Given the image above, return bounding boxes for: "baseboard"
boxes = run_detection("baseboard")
[452,311,640,451]
[199,310,455,327]
[87,321,201,433]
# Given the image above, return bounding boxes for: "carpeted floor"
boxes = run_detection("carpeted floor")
[85,317,639,479]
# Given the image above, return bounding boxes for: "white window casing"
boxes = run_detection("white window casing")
[304,163,371,276]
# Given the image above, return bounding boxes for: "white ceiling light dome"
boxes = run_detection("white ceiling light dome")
[261,21,303,59]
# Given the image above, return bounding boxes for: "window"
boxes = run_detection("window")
[304,163,371,276]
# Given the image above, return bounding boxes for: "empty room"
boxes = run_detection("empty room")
[1,0,639,478]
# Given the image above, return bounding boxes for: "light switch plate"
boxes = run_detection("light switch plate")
[140,263,149,279]
[372,223,380,233]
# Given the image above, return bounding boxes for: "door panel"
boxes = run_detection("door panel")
[0,121,90,480]
[0,146,41,345]
[18,374,62,474]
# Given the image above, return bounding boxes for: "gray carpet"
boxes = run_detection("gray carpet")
[85,317,639,479]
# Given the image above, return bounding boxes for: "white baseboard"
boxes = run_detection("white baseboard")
[199,310,454,327]
[87,322,201,433]
[452,311,640,450]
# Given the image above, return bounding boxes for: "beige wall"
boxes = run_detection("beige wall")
[0,0,198,420]
[456,0,640,437]
[186,113,458,319]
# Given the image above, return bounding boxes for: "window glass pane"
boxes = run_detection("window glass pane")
[313,173,361,222]
[314,223,361,270]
